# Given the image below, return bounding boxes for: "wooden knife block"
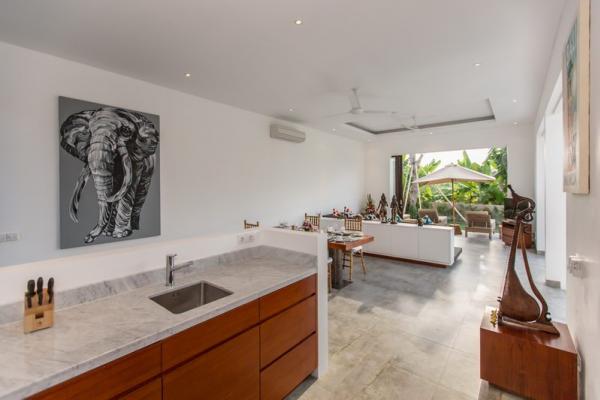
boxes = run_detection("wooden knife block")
[24,289,54,334]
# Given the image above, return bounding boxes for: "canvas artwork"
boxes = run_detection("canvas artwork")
[563,0,590,194]
[59,97,161,249]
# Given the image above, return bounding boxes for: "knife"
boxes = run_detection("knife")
[36,277,43,306]
[47,277,54,304]
[26,280,35,308]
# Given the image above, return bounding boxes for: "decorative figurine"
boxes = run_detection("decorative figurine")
[365,194,376,215]
[490,308,498,327]
[377,193,388,222]
[389,195,399,224]
[301,220,315,232]
[497,185,559,335]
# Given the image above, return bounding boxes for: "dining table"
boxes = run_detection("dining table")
[328,233,375,289]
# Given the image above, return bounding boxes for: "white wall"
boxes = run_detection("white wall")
[565,1,600,398]
[535,0,600,397]
[535,128,546,252]
[543,112,567,288]
[0,41,365,268]
[364,123,536,199]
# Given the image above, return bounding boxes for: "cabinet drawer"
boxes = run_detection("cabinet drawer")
[28,343,161,400]
[163,327,259,400]
[260,295,316,368]
[162,300,259,370]
[261,334,317,400]
[117,378,162,400]
[259,275,316,321]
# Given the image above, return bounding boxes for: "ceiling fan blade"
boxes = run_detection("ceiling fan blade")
[401,124,420,131]
[349,88,362,110]
[362,110,396,114]
[322,111,351,119]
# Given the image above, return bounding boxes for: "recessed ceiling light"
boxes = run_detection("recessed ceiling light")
[295,19,303,25]
[512,99,518,103]
[185,73,191,77]
[288,108,294,112]
[513,121,519,126]
[474,63,481,67]
[429,132,434,135]
[332,128,337,132]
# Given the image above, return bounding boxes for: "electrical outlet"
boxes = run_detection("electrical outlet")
[568,254,585,278]
[0,232,20,243]
[247,234,255,243]
[6,233,20,241]
[238,234,246,245]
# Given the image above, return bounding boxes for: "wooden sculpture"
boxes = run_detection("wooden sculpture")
[497,185,559,335]
[389,195,399,224]
[365,194,376,215]
[377,193,389,222]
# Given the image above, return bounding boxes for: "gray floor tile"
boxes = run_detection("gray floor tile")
[288,236,565,400]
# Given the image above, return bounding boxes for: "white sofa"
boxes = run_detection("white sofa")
[321,217,458,267]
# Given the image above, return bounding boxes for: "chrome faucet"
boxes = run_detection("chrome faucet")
[165,254,193,287]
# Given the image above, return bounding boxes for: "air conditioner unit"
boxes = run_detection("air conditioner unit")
[270,124,305,143]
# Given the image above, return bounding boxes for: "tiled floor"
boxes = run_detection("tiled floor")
[288,234,566,400]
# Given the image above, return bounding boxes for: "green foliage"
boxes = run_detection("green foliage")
[401,147,508,214]
[407,203,419,219]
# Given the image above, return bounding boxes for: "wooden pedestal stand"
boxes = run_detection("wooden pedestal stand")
[24,289,54,333]
[480,307,578,400]
[501,220,533,248]
[451,224,462,235]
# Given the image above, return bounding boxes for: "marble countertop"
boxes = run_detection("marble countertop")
[0,248,316,400]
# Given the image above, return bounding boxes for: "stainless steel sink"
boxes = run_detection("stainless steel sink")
[150,281,233,314]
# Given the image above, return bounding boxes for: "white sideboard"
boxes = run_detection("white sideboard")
[321,217,457,267]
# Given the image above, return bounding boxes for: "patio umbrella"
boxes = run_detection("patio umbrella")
[413,163,495,224]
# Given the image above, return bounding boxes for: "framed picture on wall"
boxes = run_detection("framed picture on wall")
[562,0,590,194]
[59,97,161,249]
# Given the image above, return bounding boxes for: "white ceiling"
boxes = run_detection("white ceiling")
[0,0,566,141]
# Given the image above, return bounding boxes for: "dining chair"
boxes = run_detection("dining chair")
[342,217,366,281]
[244,220,259,229]
[304,213,321,230]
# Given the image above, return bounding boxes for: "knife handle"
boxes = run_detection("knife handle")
[36,277,44,306]
[47,277,54,304]
[26,280,35,308]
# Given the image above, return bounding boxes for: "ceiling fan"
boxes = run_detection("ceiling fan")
[396,114,421,131]
[326,88,405,118]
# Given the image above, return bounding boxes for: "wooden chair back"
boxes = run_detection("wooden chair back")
[304,213,321,229]
[344,216,363,232]
[244,220,259,229]
[466,211,491,227]
[418,208,440,223]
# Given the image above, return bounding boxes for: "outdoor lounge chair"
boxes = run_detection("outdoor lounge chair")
[465,211,496,239]
[418,209,448,225]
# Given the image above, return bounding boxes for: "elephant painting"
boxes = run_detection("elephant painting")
[59,97,160,247]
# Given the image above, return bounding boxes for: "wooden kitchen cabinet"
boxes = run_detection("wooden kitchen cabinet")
[162,300,259,370]
[259,275,316,320]
[261,334,317,400]
[29,343,162,400]
[28,275,317,400]
[163,327,260,400]
[117,378,162,400]
[260,295,317,368]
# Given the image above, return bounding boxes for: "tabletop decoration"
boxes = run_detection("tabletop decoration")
[376,193,388,222]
